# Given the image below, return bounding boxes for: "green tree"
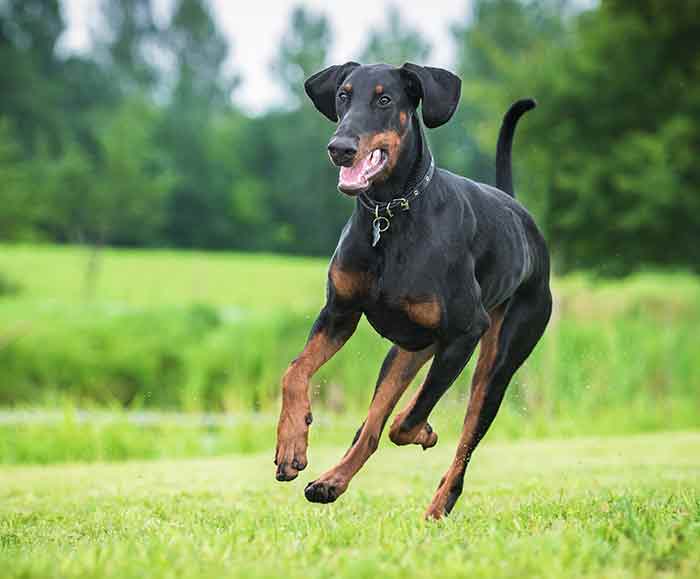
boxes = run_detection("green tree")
[93,99,171,247]
[447,0,567,191]
[0,120,35,239]
[95,0,161,93]
[271,5,331,106]
[42,99,172,296]
[166,0,236,108]
[0,0,66,149]
[260,6,356,254]
[360,5,431,65]
[520,0,700,272]
[159,0,239,248]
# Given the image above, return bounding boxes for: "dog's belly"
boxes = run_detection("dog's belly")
[363,304,436,351]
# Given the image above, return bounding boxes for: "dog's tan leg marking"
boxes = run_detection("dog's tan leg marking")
[304,345,433,502]
[425,308,505,520]
[275,315,359,481]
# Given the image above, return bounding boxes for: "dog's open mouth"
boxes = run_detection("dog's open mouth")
[338,149,388,194]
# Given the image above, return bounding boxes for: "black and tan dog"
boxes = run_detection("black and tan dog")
[274,62,552,520]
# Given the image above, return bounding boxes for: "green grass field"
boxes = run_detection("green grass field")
[1,245,699,577]
[1,432,698,578]
[0,244,328,311]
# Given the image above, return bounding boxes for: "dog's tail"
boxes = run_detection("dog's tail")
[495,98,536,197]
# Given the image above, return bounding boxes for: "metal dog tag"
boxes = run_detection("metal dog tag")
[372,216,390,247]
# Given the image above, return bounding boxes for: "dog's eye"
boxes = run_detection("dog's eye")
[377,95,392,107]
[338,92,349,103]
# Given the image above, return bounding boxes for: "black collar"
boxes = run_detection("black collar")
[357,156,436,247]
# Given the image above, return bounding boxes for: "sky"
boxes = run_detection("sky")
[59,0,470,113]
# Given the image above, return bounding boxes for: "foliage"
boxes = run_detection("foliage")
[0,0,696,272]
[360,5,431,65]
[450,0,700,273]
[271,6,331,105]
[0,120,36,239]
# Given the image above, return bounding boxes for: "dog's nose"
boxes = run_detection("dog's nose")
[327,137,358,167]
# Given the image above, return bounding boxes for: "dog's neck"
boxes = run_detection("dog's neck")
[358,114,432,204]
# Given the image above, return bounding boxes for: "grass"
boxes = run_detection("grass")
[0,243,327,312]
[1,431,698,578]
[1,398,698,465]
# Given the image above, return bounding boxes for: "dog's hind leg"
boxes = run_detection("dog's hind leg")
[388,313,490,453]
[304,344,433,504]
[389,379,440,450]
[425,284,552,520]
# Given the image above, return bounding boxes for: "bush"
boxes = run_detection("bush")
[0,274,698,435]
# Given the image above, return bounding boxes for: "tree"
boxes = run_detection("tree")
[166,0,236,108]
[160,0,239,248]
[0,119,36,239]
[95,0,161,93]
[260,6,356,254]
[42,99,172,297]
[447,0,568,191]
[520,0,700,272]
[271,5,331,106]
[0,0,66,149]
[0,0,63,73]
[93,99,171,247]
[360,5,431,65]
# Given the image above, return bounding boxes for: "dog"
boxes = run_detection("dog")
[274,62,552,520]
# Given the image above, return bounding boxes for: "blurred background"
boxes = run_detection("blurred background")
[0,0,698,464]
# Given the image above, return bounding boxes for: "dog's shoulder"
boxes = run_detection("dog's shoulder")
[437,168,537,229]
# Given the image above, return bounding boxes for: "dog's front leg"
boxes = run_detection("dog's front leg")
[304,344,433,503]
[275,306,360,482]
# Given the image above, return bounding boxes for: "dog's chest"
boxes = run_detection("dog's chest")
[330,261,441,349]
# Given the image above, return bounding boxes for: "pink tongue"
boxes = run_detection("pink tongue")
[339,151,378,188]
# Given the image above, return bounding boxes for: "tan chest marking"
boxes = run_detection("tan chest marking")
[402,297,442,328]
[329,265,372,300]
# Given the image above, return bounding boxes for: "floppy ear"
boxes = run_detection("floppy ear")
[400,63,461,128]
[304,62,360,122]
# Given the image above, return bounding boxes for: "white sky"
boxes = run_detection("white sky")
[59,0,470,113]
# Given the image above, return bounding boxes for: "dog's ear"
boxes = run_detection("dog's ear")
[304,62,360,122]
[400,63,461,128]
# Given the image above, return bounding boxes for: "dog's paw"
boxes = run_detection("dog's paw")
[274,413,312,481]
[304,473,348,504]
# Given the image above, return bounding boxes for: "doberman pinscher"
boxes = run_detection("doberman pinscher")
[274,62,552,520]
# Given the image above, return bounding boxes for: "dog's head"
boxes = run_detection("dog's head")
[305,63,461,195]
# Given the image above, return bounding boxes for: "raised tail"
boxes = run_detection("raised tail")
[495,98,536,197]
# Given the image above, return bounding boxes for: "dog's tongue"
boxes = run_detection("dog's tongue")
[339,150,381,189]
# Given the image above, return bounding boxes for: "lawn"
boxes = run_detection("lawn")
[1,432,699,579]
[0,244,327,312]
